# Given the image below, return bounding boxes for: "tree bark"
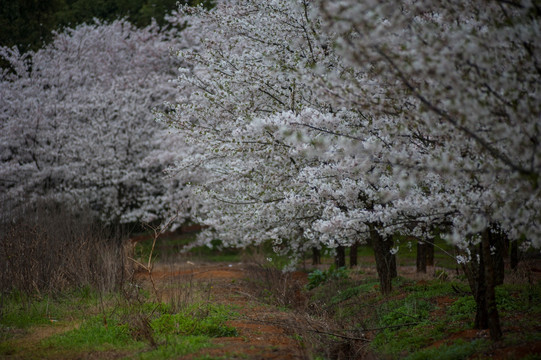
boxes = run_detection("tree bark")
[481,228,503,341]
[426,239,434,266]
[349,241,358,268]
[312,247,321,265]
[335,245,346,268]
[370,224,393,295]
[390,252,397,279]
[490,228,505,286]
[510,240,519,270]
[416,239,427,273]
[462,243,488,329]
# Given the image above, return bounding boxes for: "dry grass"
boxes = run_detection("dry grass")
[0,201,127,298]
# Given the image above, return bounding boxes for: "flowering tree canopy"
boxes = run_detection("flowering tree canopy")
[163,0,540,263]
[0,19,188,225]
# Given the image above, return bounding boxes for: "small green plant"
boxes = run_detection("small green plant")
[307,265,349,290]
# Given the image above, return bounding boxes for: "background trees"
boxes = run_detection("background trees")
[0,19,188,226]
[1,0,538,343]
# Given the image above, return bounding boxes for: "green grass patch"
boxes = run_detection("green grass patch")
[307,265,349,290]
[42,301,237,357]
[133,234,244,263]
[0,286,100,331]
[44,315,142,351]
[309,271,541,360]
[151,303,238,339]
[404,339,491,360]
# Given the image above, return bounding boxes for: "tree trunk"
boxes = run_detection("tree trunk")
[473,243,488,329]
[510,240,518,270]
[370,224,393,295]
[482,229,503,341]
[463,232,503,341]
[426,239,434,266]
[312,247,321,265]
[490,228,505,286]
[416,239,427,273]
[390,252,397,279]
[349,242,358,268]
[335,245,346,268]
[462,243,488,329]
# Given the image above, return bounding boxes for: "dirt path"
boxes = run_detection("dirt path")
[137,262,307,360]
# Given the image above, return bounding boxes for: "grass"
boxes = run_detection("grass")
[0,286,100,332]
[3,231,541,360]
[1,280,238,359]
[138,335,213,359]
[44,315,142,351]
[40,300,237,357]
[306,268,541,359]
[133,233,244,264]
[404,339,492,360]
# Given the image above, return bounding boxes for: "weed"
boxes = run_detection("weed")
[307,265,349,290]
[0,288,101,330]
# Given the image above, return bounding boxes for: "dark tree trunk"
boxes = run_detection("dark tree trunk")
[335,245,346,268]
[490,228,505,286]
[463,243,488,329]
[390,253,397,279]
[463,232,503,342]
[349,242,358,268]
[416,239,427,273]
[510,240,519,270]
[370,224,393,295]
[482,229,503,341]
[312,247,321,265]
[426,239,434,266]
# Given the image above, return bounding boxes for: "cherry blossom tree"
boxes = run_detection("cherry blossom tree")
[314,0,540,340]
[163,1,421,284]
[164,0,539,340]
[0,19,188,226]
